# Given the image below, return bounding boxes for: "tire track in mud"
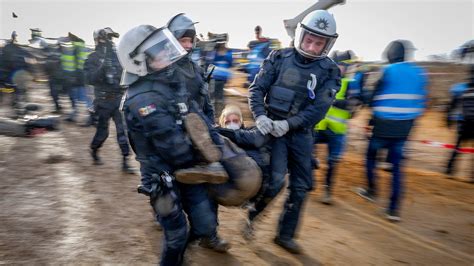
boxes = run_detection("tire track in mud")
[33,131,95,260]
[314,194,474,265]
[0,136,17,174]
[334,198,473,263]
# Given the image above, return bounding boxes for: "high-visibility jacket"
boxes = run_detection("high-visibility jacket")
[316,77,352,134]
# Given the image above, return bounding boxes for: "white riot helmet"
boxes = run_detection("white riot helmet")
[117,25,187,85]
[294,10,338,60]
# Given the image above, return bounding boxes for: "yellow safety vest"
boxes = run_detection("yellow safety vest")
[315,77,352,134]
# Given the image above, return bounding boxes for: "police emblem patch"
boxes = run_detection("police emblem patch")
[315,18,329,31]
[138,104,157,117]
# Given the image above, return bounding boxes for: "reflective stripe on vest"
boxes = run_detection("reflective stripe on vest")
[315,77,352,134]
[60,43,76,72]
[372,62,427,120]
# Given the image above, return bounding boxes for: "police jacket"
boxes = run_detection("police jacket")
[248,48,341,131]
[369,62,427,138]
[0,42,30,84]
[122,69,210,187]
[84,43,124,98]
[175,57,215,122]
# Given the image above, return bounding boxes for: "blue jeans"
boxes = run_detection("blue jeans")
[366,136,406,212]
[314,129,347,189]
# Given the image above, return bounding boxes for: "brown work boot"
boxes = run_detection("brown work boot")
[199,235,231,253]
[184,112,221,163]
[174,162,229,184]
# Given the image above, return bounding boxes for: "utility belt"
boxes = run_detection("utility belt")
[95,91,123,101]
[266,85,307,120]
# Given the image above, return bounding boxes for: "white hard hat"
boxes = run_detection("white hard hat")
[294,10,338,59]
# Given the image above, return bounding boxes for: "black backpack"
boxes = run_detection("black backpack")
[461,86,474,122]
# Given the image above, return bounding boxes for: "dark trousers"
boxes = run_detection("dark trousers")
[211,79,226,118]
[314,129,347,190]
[179,183,218,240]
[366,136,406,212]
[249,129,313,240]
[152,184,188,266]
[49,80,62,111]
[90,99,129,156]
[447,121,474,176]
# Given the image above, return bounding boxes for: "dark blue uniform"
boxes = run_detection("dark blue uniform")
[176,57,214,122]
[248,48,340,240]
[122,69,222,265]
[0,42,31,110]
[174,57,222,244]
[85,43,129,156]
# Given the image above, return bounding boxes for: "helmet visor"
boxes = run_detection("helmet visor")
[139,28,187,71]
[295,24,337,59]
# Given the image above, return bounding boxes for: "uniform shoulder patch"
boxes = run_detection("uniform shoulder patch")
[138,104,157,117]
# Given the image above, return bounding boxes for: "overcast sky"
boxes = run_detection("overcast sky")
[1,0,472,61]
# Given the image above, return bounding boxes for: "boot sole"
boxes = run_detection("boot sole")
[273,237,303,254]
[175,170,228,184]
[184,113,221,163]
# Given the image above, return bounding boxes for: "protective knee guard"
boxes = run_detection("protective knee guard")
[209,137,262,206]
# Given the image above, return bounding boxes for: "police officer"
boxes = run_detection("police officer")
[247,10,341,253]
[167,13,230,251]
[356,40,428,222]
[118,25,230,265]
[168,13,214,122]
[84,27,133,173]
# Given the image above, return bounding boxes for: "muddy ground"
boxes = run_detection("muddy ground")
[0,69,473,265]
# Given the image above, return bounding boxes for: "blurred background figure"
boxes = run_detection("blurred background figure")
[357,40,428,222]
[0,30,34,117]
[248,25,269,50]
[59,32,88,123]
[445,42,474,181]
[244,26,281,88]
[314,50,362,205]
[207,33,233,118]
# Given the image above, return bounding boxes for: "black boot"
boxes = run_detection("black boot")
[91,149,103,165]
[122,156,135,174]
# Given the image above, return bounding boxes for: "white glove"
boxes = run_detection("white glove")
[271,120,289,137]
[255,115,273,135]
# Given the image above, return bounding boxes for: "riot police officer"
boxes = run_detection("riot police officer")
[166,13,230,252]
[247,10,341,253]
[118,25,230,265]
[84,27,133,173]
[168,13,214,122]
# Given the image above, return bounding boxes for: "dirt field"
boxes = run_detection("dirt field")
[0,69,473,265]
